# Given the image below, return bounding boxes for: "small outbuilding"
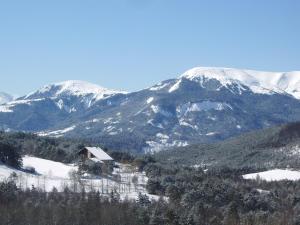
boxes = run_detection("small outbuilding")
[78,147,113,163]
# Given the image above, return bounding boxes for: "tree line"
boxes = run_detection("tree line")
[0,179,167,225]
[143,161,300,225]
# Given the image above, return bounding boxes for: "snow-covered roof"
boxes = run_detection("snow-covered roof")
[85,147,113,161]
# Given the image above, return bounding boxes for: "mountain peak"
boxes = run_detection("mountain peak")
[24,80,126,100]
[179,67,300,98]
[45,80,117,96]
[180,67,258,87]
[181,67,253,79]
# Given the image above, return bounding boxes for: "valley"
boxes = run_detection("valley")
[1,0,299,223]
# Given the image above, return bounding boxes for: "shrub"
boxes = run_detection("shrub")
[23,166,36,174]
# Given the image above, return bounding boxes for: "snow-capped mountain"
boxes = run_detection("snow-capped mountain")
[23,80,125,113]
[8,80,125,111]
[24,80,124,101]
[0,80,126,131]
[0,92,13,104]
[1,67,300,153]
[177,67,300,98]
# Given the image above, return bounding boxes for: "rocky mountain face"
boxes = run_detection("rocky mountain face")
[1,67,300,153]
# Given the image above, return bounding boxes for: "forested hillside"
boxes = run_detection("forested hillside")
[141,161,300,225]
[2,162,300,225]
[157,122,300,169]
[0,132,91,163]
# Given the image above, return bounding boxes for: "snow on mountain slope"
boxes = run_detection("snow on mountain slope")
[37,125,77,137]
[173,67,300,98]
[24,80,126,101]
[1,67,300,153]
[0,92,13,104]
[0,80,127,116]
[0,98,44,113]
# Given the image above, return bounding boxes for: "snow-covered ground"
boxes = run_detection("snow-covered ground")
[0,156,160,201]
[243,169,300,181]
[23,156,77,178]
[0,156,78,192]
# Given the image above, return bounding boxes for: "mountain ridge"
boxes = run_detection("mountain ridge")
[1,66,300,152]
[178,67,300,98]
[22,80,126,100]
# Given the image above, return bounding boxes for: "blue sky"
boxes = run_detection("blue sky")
[0,0,299,95]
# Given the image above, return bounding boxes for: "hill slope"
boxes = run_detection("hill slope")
[156,122,300,168]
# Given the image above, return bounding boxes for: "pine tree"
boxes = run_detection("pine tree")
[0,141,22,168]
[137,193,151,207]
[224,202,240,225]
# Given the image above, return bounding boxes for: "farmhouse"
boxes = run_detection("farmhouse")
[78,147,113,163]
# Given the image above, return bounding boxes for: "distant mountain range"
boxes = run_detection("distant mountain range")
[1,67,300,153]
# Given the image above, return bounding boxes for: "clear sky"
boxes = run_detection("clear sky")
[0,0,299,96]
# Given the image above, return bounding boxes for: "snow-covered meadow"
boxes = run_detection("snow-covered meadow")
[0,156,159,201]
[243,169,300,182]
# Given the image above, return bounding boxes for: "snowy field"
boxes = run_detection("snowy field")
[243,169,300,182]
[0,156,160,201]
